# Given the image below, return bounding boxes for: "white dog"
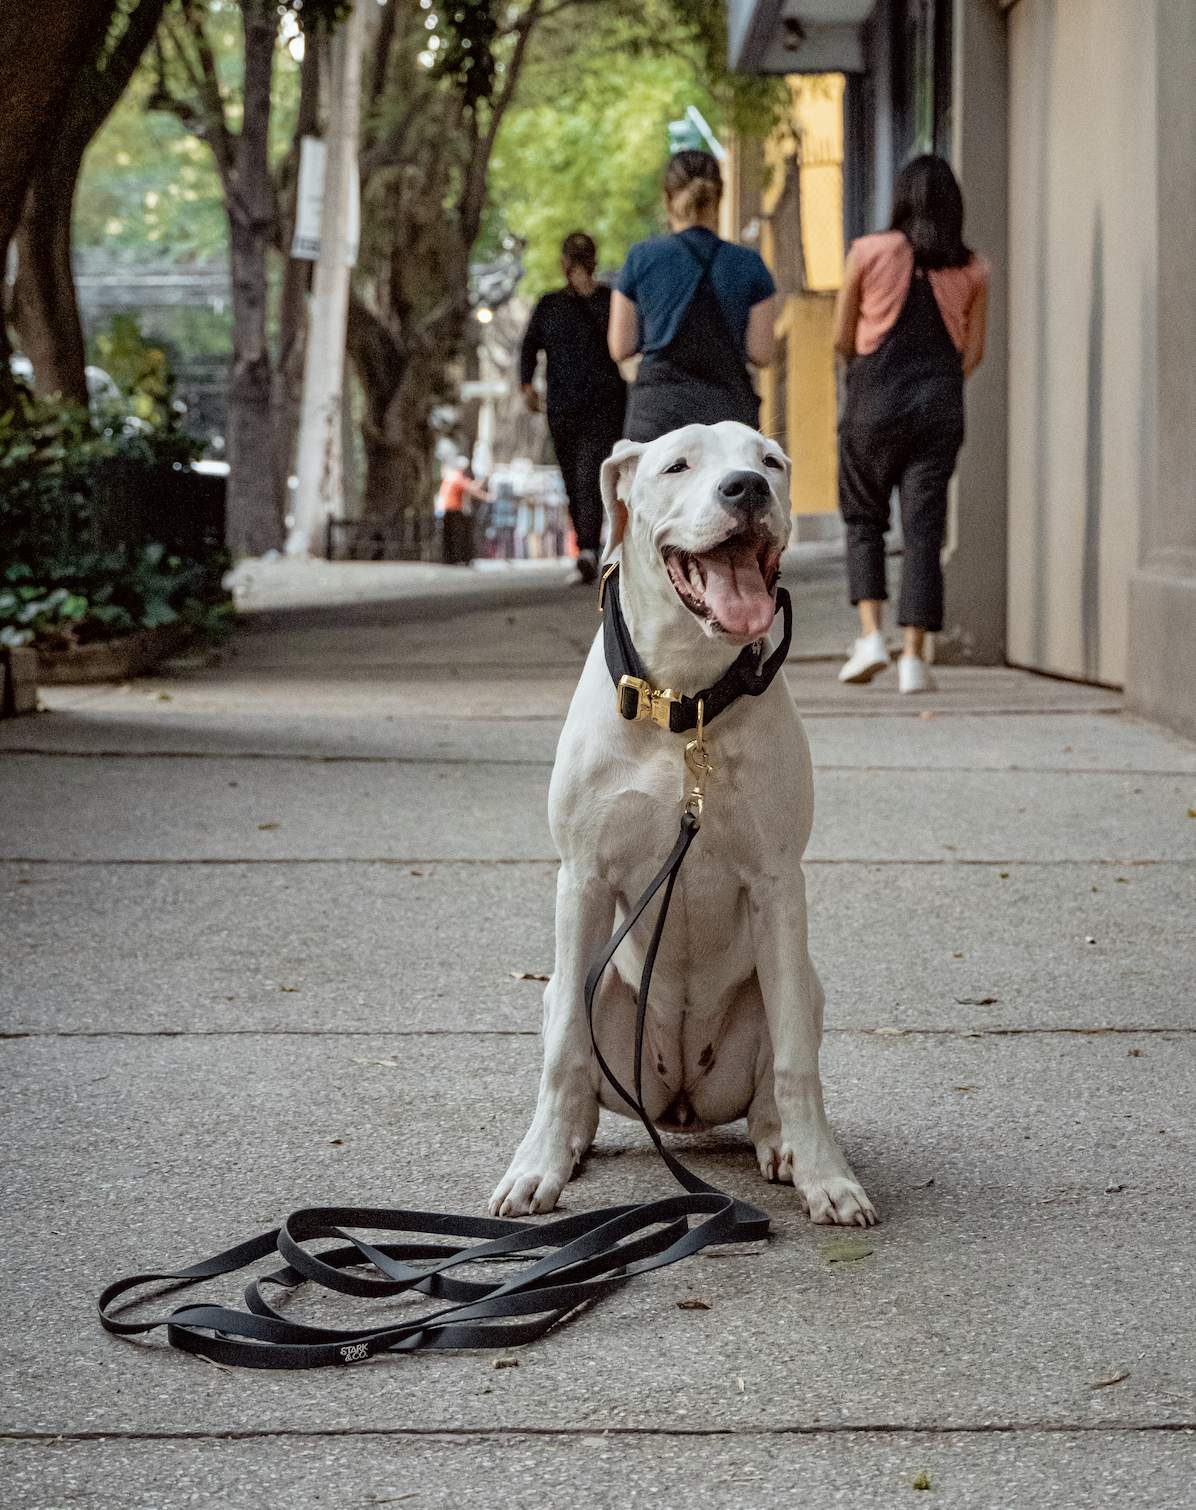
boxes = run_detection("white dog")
[490,422,876,1228]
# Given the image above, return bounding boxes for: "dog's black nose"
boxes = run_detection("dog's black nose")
[716,469,772,516]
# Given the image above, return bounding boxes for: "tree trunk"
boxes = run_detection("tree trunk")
[271,41,320,528]
[9,0,167,404]
[0,0,115,255]
[0,0,117,392]
[11,157,89,405]
[223,0,281,559]
[351,0,543,540]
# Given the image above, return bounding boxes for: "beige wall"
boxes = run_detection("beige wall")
[1006,0,1158,686]
[938,0,1009,666]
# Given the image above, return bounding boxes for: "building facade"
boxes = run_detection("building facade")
[728,0,1196,738]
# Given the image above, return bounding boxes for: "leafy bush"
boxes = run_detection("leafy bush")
[0,377,231,651]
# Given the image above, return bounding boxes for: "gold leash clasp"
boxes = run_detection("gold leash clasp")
[683,699,713,826]
[598,562,618,613]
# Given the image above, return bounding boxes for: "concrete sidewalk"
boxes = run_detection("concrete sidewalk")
[2,558,1195,1509]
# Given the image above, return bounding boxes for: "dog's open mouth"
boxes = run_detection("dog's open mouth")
[663,532,782,642]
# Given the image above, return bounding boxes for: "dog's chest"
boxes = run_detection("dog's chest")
[606,814,760,1014]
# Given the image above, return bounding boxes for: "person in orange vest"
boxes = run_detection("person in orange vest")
[436,458,491,564]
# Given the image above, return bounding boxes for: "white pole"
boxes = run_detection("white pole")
[286,1,366,559]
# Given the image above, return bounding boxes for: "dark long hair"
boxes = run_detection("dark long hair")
[889,155,972,270]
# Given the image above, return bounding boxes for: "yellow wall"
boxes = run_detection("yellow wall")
[791,74,846,293]
[755,75,844,514]
[777,296,839,513]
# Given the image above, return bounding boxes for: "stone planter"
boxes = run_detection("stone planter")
[0,645,39,717]
[36,623,192,685]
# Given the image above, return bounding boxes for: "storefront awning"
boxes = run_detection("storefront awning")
[727,0,877,74]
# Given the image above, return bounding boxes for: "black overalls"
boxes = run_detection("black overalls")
[837,261,965,632]
[624,234,760,443]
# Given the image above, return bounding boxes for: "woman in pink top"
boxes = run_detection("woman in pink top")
[832,156,989,693]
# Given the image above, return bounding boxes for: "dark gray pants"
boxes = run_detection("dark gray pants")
[550,423,619,553]
[838,399,963,632]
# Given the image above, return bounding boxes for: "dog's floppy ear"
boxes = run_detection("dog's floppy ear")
[599,440,643,560]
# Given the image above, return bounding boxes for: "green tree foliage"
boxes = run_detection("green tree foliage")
[91,312,177,422]
[74,65,230,257]
[488,35,698,298]
[75,4,304,258]
[487,0,790,299]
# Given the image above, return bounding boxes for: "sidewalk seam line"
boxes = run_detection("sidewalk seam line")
[3,1027,1190,1040]
[3,749,1189,776]
[2,1423,1193,1442]
[4,857,1191,867]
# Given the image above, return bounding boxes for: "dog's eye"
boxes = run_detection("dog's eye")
[763,455,784,470]
[662,459,688,475]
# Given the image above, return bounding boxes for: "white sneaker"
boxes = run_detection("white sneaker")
[838,631,890,684]
[898,654,935,694]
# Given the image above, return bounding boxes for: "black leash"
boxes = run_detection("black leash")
[98,588,786,1370]
[97,823,762,1368]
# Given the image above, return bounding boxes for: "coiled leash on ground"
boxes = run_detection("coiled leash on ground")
[98,575,792,1370]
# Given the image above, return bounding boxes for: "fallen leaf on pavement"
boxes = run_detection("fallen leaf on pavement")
[956,997,998,1005]
[824,1243,873,1264]
[677,1299,711,1310]
[912,1178,934,1189]
[510,971,550,982]
[1090,1369,1130,1389]
[258,823,280,830]
[1105,1185,1127,1194]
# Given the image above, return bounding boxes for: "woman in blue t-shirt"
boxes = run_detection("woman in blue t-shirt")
[608,151,777,442]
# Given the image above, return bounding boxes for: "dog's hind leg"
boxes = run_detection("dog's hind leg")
[488,867,613,1217]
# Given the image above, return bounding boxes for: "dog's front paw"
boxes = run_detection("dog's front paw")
[758,1141,878,1226]
[488,1152,573,1218]
[794,1173,878,1227]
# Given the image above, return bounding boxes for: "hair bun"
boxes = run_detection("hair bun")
[663,150,723,220]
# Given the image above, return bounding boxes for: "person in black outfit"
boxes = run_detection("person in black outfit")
[833,155,989,694]
[520,232,626,583]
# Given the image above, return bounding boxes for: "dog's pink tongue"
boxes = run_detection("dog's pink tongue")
[699,540,776,640]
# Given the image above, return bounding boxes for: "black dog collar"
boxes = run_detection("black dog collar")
[599,563,792,733]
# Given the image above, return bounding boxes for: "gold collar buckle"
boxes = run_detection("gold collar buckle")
[617,674,682,729]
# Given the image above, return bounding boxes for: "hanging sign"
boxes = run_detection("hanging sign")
[290,135,360,267]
